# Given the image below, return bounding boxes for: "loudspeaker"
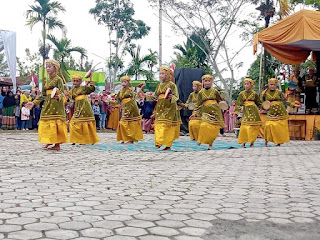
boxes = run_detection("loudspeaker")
[174,68,205,133]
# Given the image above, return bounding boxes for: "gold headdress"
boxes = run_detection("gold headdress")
[201,74,214,87]
[120,75,131,82]
[243,77,255,87]
[268,78,278,84]
[192,80,202,86]
[309,66,315,70]
[72,73,83,81]
[45,59,60,71]
[160,66,174,82]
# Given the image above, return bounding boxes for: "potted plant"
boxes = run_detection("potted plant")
[314,127,320,140]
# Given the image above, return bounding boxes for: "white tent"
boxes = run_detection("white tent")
[0,30,16,92]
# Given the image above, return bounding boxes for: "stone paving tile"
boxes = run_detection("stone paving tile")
[7,230,43,240]
[1,132,320,239]
[115,227,148,236]
[81,228,113,238]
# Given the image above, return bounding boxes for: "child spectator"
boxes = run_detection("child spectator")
[92,99,100,130]
[21,101,30,130]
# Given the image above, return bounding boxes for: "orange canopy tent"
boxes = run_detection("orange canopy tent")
[253,9,320,65]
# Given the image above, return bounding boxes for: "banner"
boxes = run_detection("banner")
[0,30,16,92]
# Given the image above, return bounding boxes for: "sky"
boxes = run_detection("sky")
[0,0,260,81]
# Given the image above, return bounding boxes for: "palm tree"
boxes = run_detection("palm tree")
[26,0,66,82]
[123,45,157,80]
[47,34,87,81]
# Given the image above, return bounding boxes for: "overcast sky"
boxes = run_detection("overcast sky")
[0,0,268,80]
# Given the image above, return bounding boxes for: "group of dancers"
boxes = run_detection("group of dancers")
[27,59,301,151]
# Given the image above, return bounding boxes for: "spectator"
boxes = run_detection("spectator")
[32,104,41,129]
[99,96,108,129]
[21,101,30,130]
[92,99,101,130]
[2,90,16,130]
[14,90,21,130]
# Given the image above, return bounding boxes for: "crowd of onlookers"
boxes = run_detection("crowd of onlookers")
[0,86,154,132]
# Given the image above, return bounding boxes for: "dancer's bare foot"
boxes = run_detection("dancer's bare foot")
[48,144,60,151]
[197,142,201,146]
[155,144,161,149]
[264,140,268,147]
[250,143,254,148]
[71,143,75,145]
[207,145,212,150]
[241,143,245,148]
[163,147,171,151]
[43,144,52,149]
[276,144,281,147]
[125,141,134,144]
[120,141,124,144]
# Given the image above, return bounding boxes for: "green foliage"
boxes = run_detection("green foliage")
[16,49,41,80]
[290,0,320,9]
[90,0,150,82]
[47,34,87,81]
[121,45,158,80]
[246,52,281,92]
[172,30,212,74]
[26,0,66,80]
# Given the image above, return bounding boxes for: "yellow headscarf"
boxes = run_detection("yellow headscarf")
[45,59,60,71]
[201,74,214,87]
[243,77,255,87]
[192,80,202,91]
[160,66,174,82]
[72,73,83,81]
[120,75,131,82]
[268,78,278,85]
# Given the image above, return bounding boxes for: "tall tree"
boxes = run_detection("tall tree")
[122,45,158,80]
[149,0,259,103]
[26,0,65,83]
[90,0,150,90]
[47,34,87,81]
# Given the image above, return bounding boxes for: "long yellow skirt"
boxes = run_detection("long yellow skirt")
[198,122,220,145]
[238,125,260,144]
[69,120,99,144]
[189,119,201,141]
[265,119,290,145]
[155,123,180,147]
[107,108,120,130]
[38,120,68,144]
[117,120,143,142]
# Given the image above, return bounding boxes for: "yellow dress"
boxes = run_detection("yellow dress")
[153,81,181,147]
[235,90,262,144]
[185,91,201,141]
[261,89,295,145]
[116,88,143,142]
[33,75,68,144]
[69,83,99,144]
[196,88,224,145]
[107,100,120,130]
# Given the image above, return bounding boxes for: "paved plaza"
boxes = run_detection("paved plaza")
[0,131,320,240]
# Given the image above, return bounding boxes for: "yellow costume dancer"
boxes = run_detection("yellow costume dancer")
[153,66,181,150]
[262,78,298,146]
[69,74,99,145]
[235,78,262,147]
[185,81,202,141]
[116,76,143,143]
[196,75,224,150]
[107,94,120,130]
[30,59,67,150]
